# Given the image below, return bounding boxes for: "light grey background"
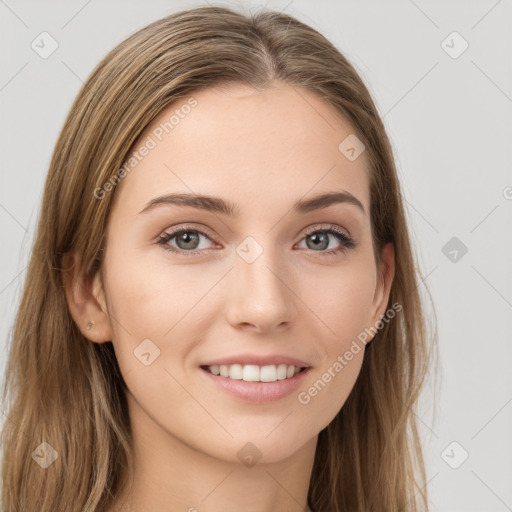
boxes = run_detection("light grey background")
[1,1,511,511]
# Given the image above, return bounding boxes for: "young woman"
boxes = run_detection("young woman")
[1,5,436,511]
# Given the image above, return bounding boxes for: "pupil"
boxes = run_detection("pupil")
[178,232,199,249]
[308,233,328,250]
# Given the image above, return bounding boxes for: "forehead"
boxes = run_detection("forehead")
[113,82,370,217]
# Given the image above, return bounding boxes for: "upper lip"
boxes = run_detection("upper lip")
[200,354,310,368]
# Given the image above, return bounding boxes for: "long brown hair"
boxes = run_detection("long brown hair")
[0,6,437,511]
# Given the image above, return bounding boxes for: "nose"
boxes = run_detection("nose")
[225,244,297,334]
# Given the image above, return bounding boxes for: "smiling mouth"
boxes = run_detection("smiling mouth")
[200,363,308,383]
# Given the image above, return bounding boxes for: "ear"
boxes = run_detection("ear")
[62,251,113,343]
[368,242,396,338]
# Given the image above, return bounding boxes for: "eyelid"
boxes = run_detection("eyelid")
[301,223,352,239]
[158,223,218,241]
[156,222,354,255]
[156,223,219,253]
[158,222,352,241]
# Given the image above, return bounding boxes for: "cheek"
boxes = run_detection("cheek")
[104,233,204,330]
[101,244,184,370]
[299,259,377,346]
[298,349,364,435]
[102,244,229,378]
[292,261,374,422]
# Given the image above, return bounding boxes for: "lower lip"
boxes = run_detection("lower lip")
[199,367,311,403]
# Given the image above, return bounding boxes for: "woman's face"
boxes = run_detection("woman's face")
[97,82,394,464]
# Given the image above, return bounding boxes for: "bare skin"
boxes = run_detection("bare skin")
[65,81,394,512]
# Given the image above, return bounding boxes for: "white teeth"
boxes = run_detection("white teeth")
[260,365,277,382]
[243,364,260,381]
[205,363,303,382]
[229,364,243,380]
[276,364,288,380]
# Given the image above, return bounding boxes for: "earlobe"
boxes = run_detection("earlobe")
[62,251,112,343]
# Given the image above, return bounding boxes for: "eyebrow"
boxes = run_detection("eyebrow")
[138,191,365,217]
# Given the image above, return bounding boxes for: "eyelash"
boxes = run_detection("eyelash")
[156,223,355,257]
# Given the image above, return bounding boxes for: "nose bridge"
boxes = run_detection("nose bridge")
[227,233,295,330]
